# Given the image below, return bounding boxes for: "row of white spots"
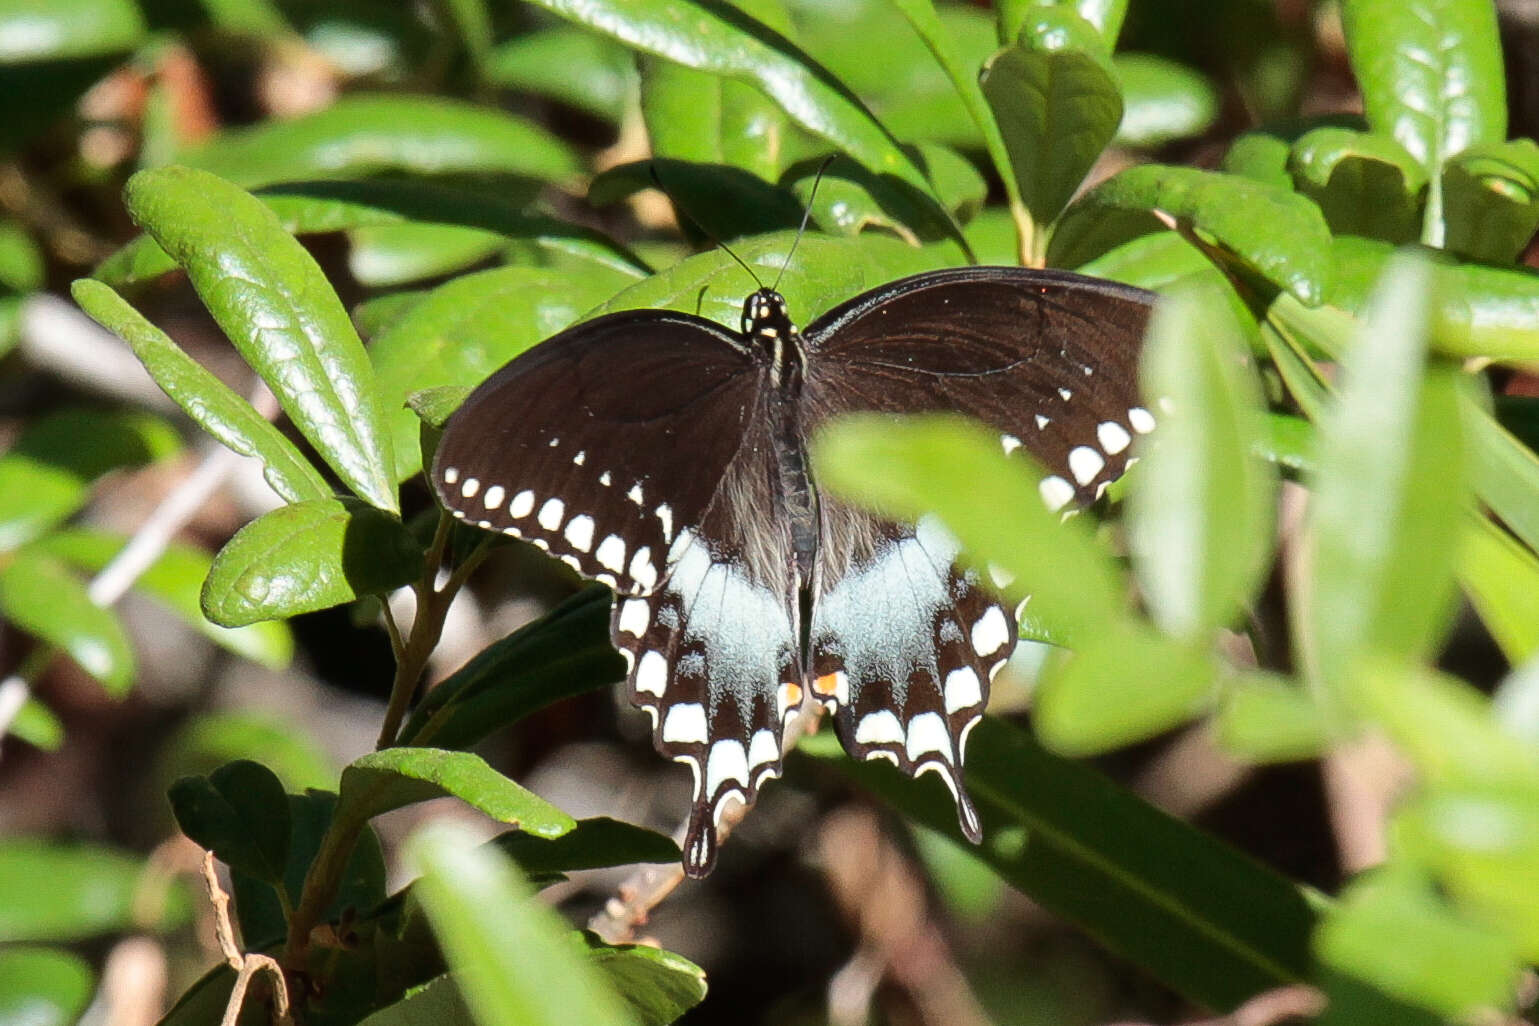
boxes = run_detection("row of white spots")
[663,701,706,743]
[944,666,982,713]
[970,607,1010,659]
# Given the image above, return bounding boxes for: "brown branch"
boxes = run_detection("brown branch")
[201,852,293,1026]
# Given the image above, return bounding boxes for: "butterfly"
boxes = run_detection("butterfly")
[432,264,1155,876]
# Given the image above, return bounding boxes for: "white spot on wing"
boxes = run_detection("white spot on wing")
[1058,387,1073,401]
[1129,407,1156,433]
[635,650,667,695]
[537,498,564,531]
[748,729,778,773]
[481,484,505,510]
[1097,421,1132,455]
[573,450,586,465]
[856,710,905,746]
[629,546,656,591]
[1000,434,1022,455]
[599,471,612,486]
[618,598,650,637]
[564,514,595,552]
[627,483,644,506]
[706,739,749,796]
[1039,475,1074,511]
[460,477,480,499]
[443,467,459,484]
[663,702,707,744]
[596,534,626,573]
[1035,414,1050,430]
[945,666,982,714]
[510,490,534,518]
[655,503,674,541]
[906,712,951,762]
[971,606,1011,657]
[1068,446,1105,485]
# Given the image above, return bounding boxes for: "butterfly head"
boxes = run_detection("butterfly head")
[741,288,797,343]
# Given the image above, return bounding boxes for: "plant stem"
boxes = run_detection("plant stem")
[374,514,454,750]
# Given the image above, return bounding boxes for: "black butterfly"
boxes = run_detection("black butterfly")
[432,265,1155,876]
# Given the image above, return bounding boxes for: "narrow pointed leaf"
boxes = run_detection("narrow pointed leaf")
[0,549,133,696]
[124,166,399,512]
[341,749,575,838]
[71,279,331,506]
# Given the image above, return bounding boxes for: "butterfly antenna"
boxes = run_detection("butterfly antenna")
[649,161,765,290]
[772,153,837,293]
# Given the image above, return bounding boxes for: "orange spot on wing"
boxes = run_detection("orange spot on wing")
[812,674,840,697]
[784,682,803,706]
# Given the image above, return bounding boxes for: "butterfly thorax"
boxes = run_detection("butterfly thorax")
[740,288,819,591]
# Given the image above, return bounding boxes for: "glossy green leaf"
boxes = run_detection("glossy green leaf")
[784,148,983,244]
[156,710,333,793]
[347,223,508,289]
[372,264,637,482]
[1299,256,1465,696]
[1459,517,1539,664]
[35,527,293,670]
[0,947,92,1026]
[585,231,947,342]
[889,0,1028,259]
[201,498,423,627]
[523,0,943,206]
[357,976,475,1026]
[1114,54,1219,148]
[812,415,1125,645]
[1340,0,1506,243]
[1464,396,1539,558]
[341,749,575,838]
[177,95,580,189]
[590,159,802,243]
[1442,139,1539,263]
[1130,283,1274,638]
[981,9,1121,248]
[1052,165,1333,305]
[168,760,291,884]
[486,27,637,122]
[1214,672,1329,762]
[584,935,708,1026]
[996,0,1128,45]
[0,841,189,941]
[1033,628,1216,754]
[0,408,179,553]
[125,167,399,512]
[406,822,639,1026]
[97,178,647,289]
[1327,234,1539,362]
[1287,127,1425,243]
[440,0,492,81]
[71,279,332,507]
[1220,131,1294,190]
[492,817,679,876]
[1316,864,1523,1018]
[0,0,144,62]
[0,549,133,695]
[806,715,1319,1011]
[355,290,428,340]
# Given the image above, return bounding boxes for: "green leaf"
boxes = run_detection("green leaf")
[590,159,802,244]
[341,749,575,838]
[0,549,134,695]
[1114,54,1219,148]
[34,528,294,670]
[71,279,333,507]
[1287,127,1425,243]
[889,0,1029,259]
[1340,0,1506,244]
[1326,234,1539,362]
[1442,139,1539,263]
[486,27,637,122]
[156,710,334,793]
[406,822,639,1026]
[996,0,1129,45]
[125,167,399,512]
[584,935,707,1026]
[1214,672,1329,762]
[806,715,1318,1011]
[176,95,580,188]
[783,149,982,244]
[1316,864,1524,1018]
[0,0,144,62]
[357,976,476,1026]
[524,0,945,207]
[347,223,509,289]
[407,386,471,431]
[355,290,429,340]
[372,264,637,482]
[0,841,189,941]
[1495,653,1539,747]
[401,585,623,749]
[0,408,179,553]
[168,760,291,884]
[1033,628,1216,754]
[0,947,92,1026]
[1220,131,1295,190]
[0,220,43,292]
[981,9,1121,245]
[97,179,647,289]
[1299,255,1466,696]
[1130,283,1275,638]
[812,415,1126,644]
[9,699,63,751]
[492,817,679,876]
[1459,517,1539,665]
[1051,165,1333,305]
[201,498,423,627]
[1465,396,1539,558]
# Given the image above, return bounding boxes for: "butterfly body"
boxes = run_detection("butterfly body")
[433,266,1156,876]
